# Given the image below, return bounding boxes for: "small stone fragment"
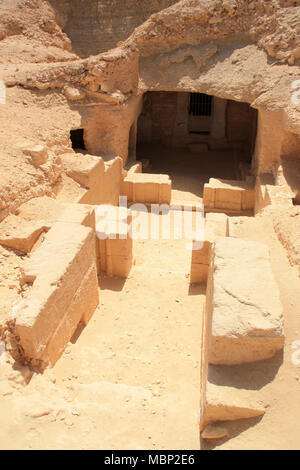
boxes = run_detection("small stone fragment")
[201,424,228,440]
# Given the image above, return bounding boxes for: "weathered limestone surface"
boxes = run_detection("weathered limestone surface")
[207,237,284,365]
[14,221,99,368]
[190,212,228,284]
[49,0,178,57]
[17,196,66,224]
[121,160,143,191]
[121,173,171,204]
[254,173,275,214]
[201,424,228,441]
[199,305,266,432]
[254,173,294,214]
[96,207,133,278]
[203,178,255,213]
[123,160,143,177]
[272,207,300,277]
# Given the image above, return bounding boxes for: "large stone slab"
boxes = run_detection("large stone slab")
[199,304,266,433]
[207,237,284,365]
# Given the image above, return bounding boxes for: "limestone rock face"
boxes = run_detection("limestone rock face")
[207,237,284,365]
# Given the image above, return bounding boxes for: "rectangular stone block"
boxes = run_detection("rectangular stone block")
[189,143,209,153]
[215,187,242,211]
[206,237,284,365]
[190,213,228,284]
[98,236,132,261]
[61,153,122,206]
[121,173,171,204]
[14,222,99,368]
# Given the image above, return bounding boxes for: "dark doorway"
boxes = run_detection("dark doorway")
[70,128,86,151]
